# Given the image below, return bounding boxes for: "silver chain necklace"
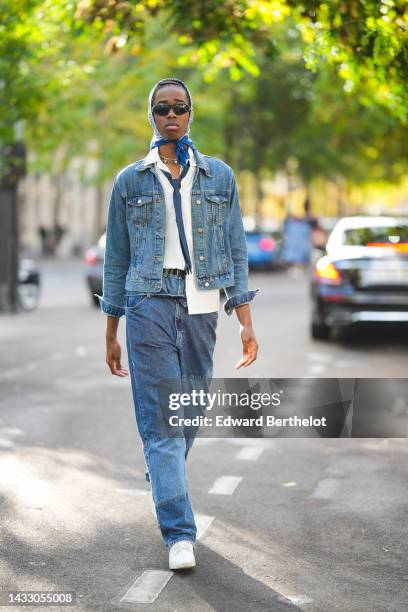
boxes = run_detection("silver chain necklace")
[159,154,178,165]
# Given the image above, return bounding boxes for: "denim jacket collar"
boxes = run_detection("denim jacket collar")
[134,147,212,178]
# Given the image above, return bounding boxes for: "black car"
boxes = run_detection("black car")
[310,216,408,340]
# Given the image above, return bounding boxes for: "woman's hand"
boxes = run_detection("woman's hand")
[235,324,259,369]
[106,337,129,377]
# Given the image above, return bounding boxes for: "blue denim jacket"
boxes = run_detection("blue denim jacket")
[96,147,259,317]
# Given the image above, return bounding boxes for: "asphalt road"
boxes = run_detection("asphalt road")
[0,258,407,611]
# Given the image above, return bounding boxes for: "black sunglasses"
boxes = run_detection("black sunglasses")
[152,102,190,116]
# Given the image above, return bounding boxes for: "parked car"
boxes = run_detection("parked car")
[84,233,105,306]
[310,216,408,340]
[245,229,282,270]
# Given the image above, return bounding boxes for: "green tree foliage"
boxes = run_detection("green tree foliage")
[287,0,408,123]
[217,25,408,187]
[26,13,226,180]
[1,0,407,181]
[77,0,408,121]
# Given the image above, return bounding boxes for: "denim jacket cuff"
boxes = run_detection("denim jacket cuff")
[94,294,125,318]
[223,288,260,316]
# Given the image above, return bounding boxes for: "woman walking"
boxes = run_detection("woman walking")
[96,77,259,569]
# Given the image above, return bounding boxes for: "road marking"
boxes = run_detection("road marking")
[116,488,148,496]
[196,514,215,540]
[194,438,219,446]
[236,446,264,461]
[120,570,173,604]
[28,561,46,566]
[311,478,339,499]
[286,594,314,605]
[209,476,242,495]
[227,438,278,448]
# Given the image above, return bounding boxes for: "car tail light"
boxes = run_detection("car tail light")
[259,237,275,251]
[366,242,408,252]
[315,256,342,283]
[84,249,98,265]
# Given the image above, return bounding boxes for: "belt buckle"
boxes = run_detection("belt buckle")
[164,268,176,277]
[163,268,185,277]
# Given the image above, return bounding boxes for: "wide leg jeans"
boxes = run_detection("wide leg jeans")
[125,278,218,549]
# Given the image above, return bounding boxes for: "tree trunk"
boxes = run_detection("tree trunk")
[0,187,19,312]
[50,172,64,255]
[0,143,26,313]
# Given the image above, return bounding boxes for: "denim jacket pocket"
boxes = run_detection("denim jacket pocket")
[204,192,228,225]
[201,192,230,275]
[127,194,153,226]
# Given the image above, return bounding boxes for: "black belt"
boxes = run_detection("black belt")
[163,268,186,278]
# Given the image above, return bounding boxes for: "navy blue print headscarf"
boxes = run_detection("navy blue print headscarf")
[148,78,197,167]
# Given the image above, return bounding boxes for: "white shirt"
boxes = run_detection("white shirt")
[143,146,220,314]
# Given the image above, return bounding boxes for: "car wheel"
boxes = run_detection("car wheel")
[311,321,330,340]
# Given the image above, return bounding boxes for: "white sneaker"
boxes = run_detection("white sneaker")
[168,540,196,570]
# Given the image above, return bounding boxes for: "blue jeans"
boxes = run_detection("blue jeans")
[125,274,218,548]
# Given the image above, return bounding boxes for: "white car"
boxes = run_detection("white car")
[310,216,408,340]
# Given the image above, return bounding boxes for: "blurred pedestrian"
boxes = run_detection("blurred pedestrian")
[304,196,324,248]
[38,226,48,256]
[282,206,313,276]
[95,77,259,569]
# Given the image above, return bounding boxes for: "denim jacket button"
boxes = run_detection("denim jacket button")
[137,199,142,203]
[197,227,203,233]
[204,282,209,287]
[196,199,201,204]
[199,255,204,261]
